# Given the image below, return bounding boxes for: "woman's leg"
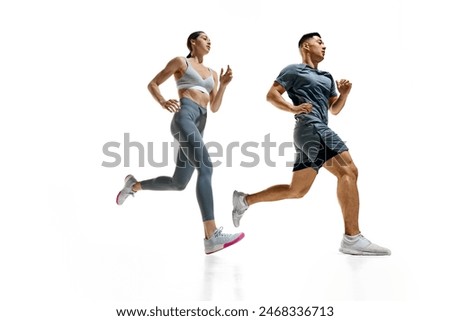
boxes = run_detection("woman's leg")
[136,146,195,191]
[137,102,215,236]
[117,99,244,253]
[172,111,216,238]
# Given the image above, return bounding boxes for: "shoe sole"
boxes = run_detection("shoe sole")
[116,175,135,205]
[205,233,245,255]
[339,248,391,256]
[232,211,242,228]
[115,191,122,205]
[232,191,244,227]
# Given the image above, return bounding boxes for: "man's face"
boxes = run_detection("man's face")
[306,36,326,61]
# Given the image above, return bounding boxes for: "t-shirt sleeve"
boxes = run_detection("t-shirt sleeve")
[329,74,338,97]
[275,65,297,91]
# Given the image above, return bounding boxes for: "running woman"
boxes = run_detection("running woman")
[117,31,244,254]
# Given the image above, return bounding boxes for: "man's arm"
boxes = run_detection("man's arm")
[267,82,312,114]
[329,79,352,115]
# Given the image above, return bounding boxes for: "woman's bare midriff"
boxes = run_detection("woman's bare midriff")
[178,89,209,108]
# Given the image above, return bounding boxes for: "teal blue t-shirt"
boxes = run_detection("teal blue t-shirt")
[275,63,348,154]
[275,63,337,125]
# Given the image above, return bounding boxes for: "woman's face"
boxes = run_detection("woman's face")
[192,33,211,55]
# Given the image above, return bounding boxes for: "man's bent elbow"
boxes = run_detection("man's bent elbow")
[147,81,155,92]
[266,91,275,103]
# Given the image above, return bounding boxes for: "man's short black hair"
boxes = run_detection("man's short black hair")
[298,32,321,48]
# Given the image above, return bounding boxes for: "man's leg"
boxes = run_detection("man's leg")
[323,151,360,236]
[247,168,317,205]
[232,168,317,227]
[324,151,390,255]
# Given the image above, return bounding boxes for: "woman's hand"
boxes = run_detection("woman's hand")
[161,99,180,113]
[219,65,233,86]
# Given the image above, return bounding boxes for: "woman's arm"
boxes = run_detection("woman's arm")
[148,57,184,113]
[209,65,233,113]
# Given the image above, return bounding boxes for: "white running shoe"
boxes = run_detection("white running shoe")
[204,227,245,254]
[339,233,391,256]
[232,190,249,227]
[116,175,137,205]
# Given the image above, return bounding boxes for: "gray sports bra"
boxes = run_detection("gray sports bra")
[176,58,214,94]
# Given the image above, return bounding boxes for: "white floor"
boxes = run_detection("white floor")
[2,1,450,320]
[4,175,448,321]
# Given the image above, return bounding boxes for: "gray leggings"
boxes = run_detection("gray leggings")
[140,98,214,221]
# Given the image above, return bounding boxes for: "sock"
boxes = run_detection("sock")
[344,233,361,241]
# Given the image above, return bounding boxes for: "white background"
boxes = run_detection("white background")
[1,0,449,320]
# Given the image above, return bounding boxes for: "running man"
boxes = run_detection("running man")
[232,32,390,256]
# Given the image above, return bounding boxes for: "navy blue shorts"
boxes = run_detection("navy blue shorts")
[293,137,339,172]
[292,117,347,172]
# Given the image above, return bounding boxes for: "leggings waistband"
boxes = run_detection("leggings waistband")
[180,97,207,114]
